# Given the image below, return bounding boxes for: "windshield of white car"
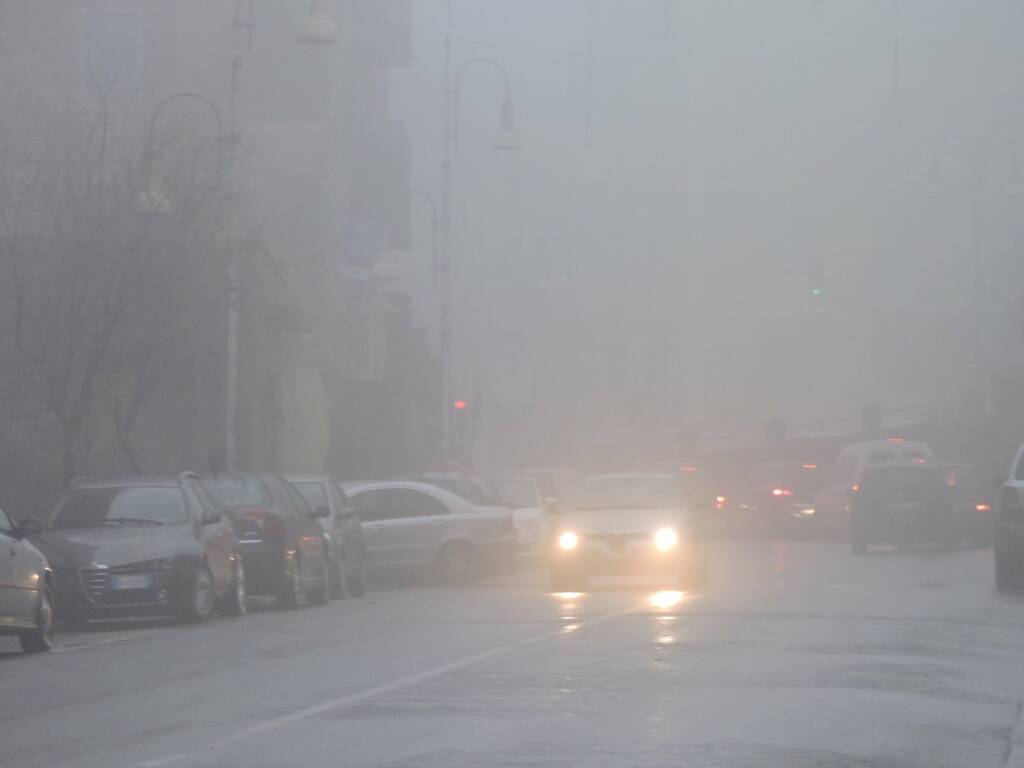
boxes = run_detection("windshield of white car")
[566,477,687,510]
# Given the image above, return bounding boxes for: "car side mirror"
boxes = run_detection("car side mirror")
[14,517,43,538]
[313,505,331,520]
[543,497,562,515]
[201,509,223,526]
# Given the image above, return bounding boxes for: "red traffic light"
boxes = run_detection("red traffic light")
[452,400,468,411]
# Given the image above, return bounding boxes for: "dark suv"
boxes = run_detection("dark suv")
[33,473,246,625]
[201,474,331,608]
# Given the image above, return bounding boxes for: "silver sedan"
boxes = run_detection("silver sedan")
[343,481,517,583]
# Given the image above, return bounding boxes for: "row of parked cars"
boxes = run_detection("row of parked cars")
[0,470,541,654]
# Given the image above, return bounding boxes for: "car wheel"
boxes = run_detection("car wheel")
[309,549,331,606]
[995,541,1023,593]
[276,551,302,609]
[346,566,367,597]
[221,559,247,617]
[179,565,216,623]
[329,558,345,600]
[19,588,55,653]
[434,541,481,584]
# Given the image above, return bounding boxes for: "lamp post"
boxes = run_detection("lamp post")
[439,29,519,465]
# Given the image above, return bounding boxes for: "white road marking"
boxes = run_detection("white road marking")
[140,600,644,767]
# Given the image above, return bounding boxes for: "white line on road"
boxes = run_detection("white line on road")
[139,600,643,767]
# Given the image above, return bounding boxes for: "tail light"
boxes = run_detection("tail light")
[235,508,287,540]
[771,488,792,497]
[999,488,1024,520]
[975,503,991,513]
[715,495,727,511]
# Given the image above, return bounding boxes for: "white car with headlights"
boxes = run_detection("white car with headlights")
[546,472,709,592]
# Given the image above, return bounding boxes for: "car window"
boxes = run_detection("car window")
[278,478,314,518]
[352,489,449,521]
[567,476,687,510]
[202,475,274,511]
[293,481,329,513]
[50,487,188,528]
[0,506,13,533]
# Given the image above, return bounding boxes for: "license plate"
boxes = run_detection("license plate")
[112,574,149,590]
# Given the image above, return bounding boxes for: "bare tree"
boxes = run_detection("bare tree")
[0,87,222,484]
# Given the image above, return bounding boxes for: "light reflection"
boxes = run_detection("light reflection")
[648,590,685,610]
[655,633,676,645]
[562,623,580,634]
[552,591,583,599]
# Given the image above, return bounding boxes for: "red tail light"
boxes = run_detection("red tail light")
[850,484,860,493]
[236,508,286,539]
[771,488,792,497]
[975,503,991,513]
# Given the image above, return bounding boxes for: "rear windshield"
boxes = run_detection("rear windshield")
[859,467,944,498]
[50,487,187,529]
[867,450,895,463]
[202,476,273,510]
[293,481,328,510]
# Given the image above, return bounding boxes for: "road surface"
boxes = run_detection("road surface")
[3,542,1024,768]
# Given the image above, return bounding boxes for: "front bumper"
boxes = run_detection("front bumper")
[52,566,189,622]
[548,536,694,576]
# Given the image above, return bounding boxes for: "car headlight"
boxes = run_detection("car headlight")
[654,527,678,552]
[557,531,579,551]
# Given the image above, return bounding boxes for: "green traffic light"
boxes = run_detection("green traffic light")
[810,287,821,296]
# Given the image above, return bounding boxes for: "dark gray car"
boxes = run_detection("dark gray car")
[288,475,367,597]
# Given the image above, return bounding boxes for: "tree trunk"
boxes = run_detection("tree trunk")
[60,418,81,488]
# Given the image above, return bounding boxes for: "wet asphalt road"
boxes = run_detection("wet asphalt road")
[3,541,1024,768]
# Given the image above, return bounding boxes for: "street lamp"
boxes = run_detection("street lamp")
[299,0,339,45]
[440,41,519,465]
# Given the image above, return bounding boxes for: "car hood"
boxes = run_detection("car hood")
[557,508,687,534]
[30,526,192,569]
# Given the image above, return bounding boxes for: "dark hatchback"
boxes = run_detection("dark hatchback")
[200,474,331,608]
[848,465,955,553]
[287,475,367,598]
[32,474,246,625]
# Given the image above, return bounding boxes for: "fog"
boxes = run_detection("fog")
[1,0,1023,492]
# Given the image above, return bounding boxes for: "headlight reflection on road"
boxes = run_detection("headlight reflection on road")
[648,590,685,611]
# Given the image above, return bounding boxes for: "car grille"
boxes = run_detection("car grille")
[79,567,110,603]
[587,532,647,554]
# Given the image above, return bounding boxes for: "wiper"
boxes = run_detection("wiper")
[105,517,163,526]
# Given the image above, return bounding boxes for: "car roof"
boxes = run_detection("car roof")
[69,477,183,490]
[283,474,333,484]
[342,479,471,505]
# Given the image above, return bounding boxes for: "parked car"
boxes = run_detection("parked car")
[0,508,54,652]
[287,474,367,597]
[411,472,498,506]
[33,474,245,625]
[344,480,516,583]
[201,473,331,608]
[546,472,710,592]
[995,445,1024,592]
[733,461,825,537]
[942,463,994,547]
[848,464,955,553]
[488,468,582,555]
